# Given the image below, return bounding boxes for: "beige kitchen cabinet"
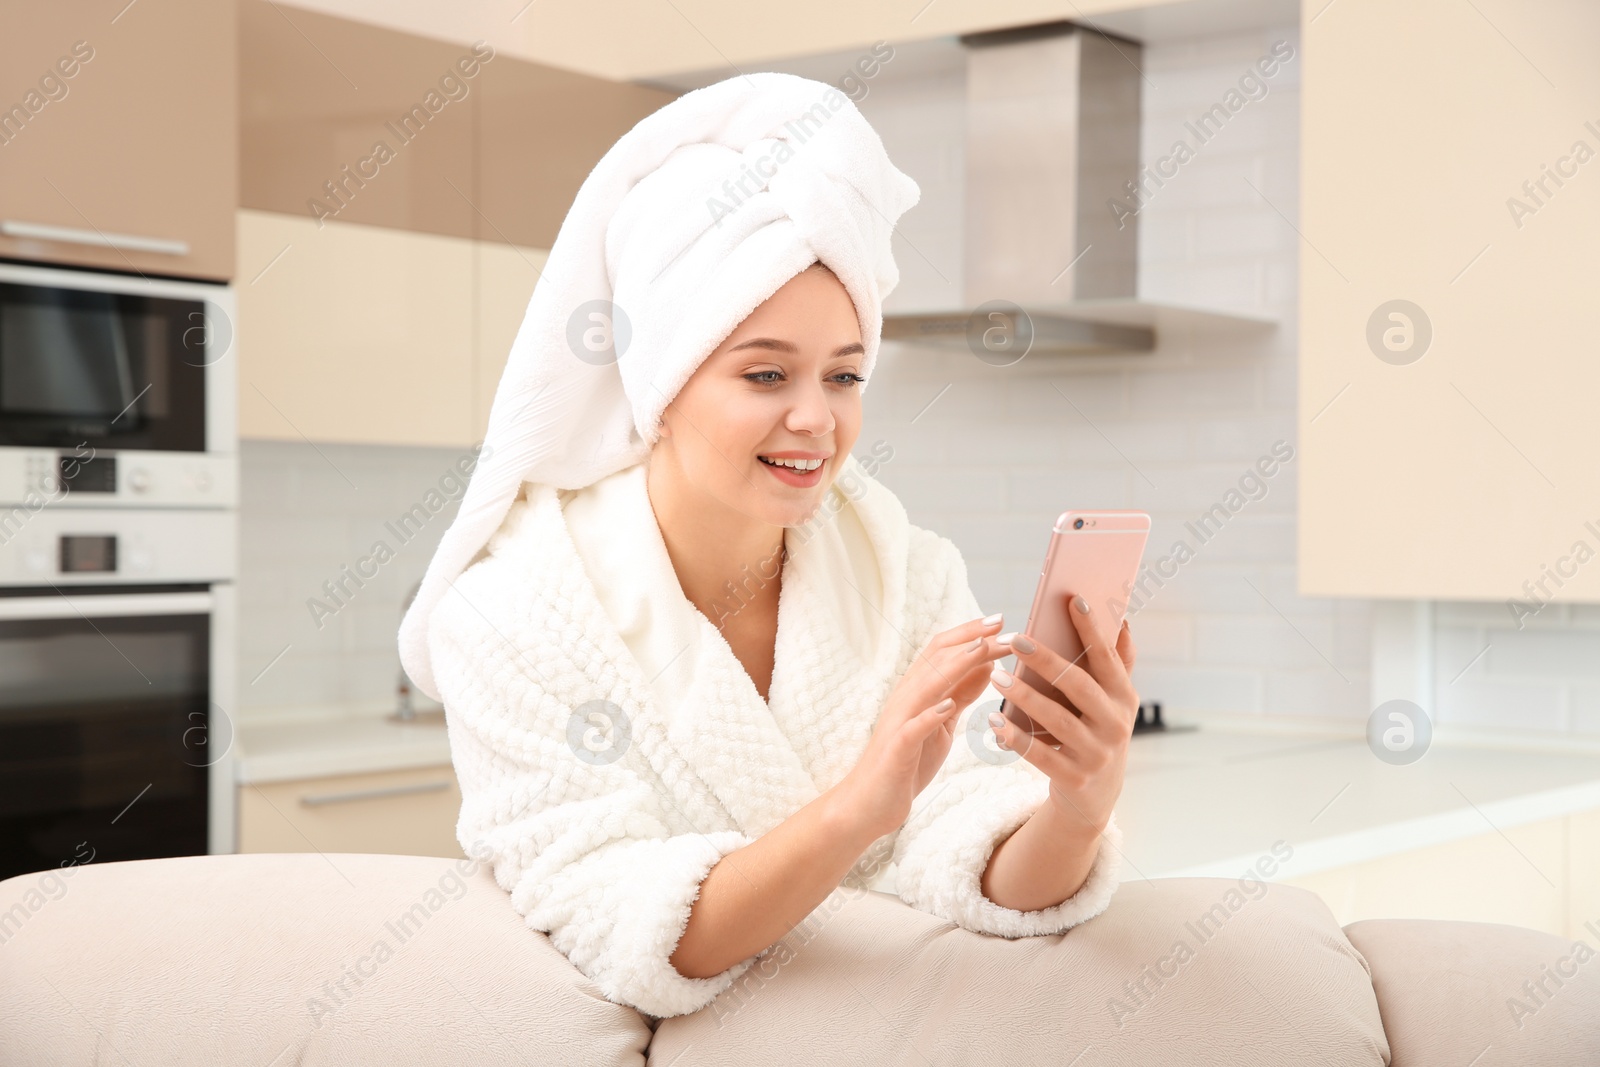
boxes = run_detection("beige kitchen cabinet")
[235,209,546,446]
[1299,0,1600,601]
[1284,808,1600,942]
[236,209,475,446]
[238,763,464,859]
[0,0,236,279]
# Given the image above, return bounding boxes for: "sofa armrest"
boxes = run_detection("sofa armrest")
[0,852,651,1067]
[1345,918,1600,1067]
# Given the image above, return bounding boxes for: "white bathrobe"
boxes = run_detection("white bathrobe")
[427,453,1123,1018]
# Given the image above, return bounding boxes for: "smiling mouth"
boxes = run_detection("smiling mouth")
[758,456,827,471]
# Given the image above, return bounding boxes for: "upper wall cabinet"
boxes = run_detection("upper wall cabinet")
[0,0,237,279]
[1299,0,1600,603]
[233,0,667,447]
[237,0,674,248]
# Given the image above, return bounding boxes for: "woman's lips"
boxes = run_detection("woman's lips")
[758,455,826,488]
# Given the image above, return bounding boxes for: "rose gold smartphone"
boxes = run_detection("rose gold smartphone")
[1000,510,1150,746]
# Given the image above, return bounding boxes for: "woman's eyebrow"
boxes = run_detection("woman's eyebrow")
[727,337,865,358]
[728,338,797,353]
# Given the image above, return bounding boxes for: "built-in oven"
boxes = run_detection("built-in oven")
[0,583,235,881]
[0,261,237,880]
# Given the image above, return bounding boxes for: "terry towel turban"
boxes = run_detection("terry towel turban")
[398,71,921,702]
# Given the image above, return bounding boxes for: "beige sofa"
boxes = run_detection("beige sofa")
[2,851,1596,1066]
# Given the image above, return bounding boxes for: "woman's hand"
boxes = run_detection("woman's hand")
[834,613,1011,839]
[988,596,1139,840]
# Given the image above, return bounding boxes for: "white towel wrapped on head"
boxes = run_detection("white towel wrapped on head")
[399,72,920,702]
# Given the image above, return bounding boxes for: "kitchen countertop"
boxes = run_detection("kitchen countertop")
[231,704,1600,885]
[232,700,452,784]
[1115,716,1600,883]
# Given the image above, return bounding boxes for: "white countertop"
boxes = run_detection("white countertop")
[232,700,452,784]
[1117,716,1600,883]
[231,703,1600,884]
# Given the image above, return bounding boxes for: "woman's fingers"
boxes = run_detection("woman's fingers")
[1064,594,1136,713]
[1004,635,1119,736]
[991,670,1095,756]
[931,613,1006,652]
[918,623,1012,699]
[986,700,1090,783]
[1117,619,1138,672]
[905,697,959,742]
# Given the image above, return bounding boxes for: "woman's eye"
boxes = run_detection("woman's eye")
[832,373,865,387]
[744,371,783,384]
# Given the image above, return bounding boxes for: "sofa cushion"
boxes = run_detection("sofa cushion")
[650,878,1390,1066]
[1345,918,1600,1067]
[0,852,651,1067]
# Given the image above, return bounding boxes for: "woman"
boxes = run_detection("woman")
[398,72,1137,1020]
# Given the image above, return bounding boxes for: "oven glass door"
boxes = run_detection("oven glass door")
[0,590,211,880]
[0,280,208,451]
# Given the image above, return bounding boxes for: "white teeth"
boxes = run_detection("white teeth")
[761,456,824,471]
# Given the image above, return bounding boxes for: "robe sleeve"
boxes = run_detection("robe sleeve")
[429,566,761,1020]
[889,530,1124,938]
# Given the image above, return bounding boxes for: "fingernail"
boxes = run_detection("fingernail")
[990,667,1014,688]
[1074,595,1090,615]
[996,631,1017,646]
[982,612,1004,626]
[1011,633,1037,654]
[988,711,1005,728]
[935,697,955,713]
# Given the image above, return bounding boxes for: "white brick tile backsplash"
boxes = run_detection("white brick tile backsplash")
[1434,676,1567,733]
[1486,631,1600,679]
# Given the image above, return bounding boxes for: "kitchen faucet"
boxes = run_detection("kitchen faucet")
[392,578,422,722]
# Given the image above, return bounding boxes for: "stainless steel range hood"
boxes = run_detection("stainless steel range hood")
[882,21,1274,356]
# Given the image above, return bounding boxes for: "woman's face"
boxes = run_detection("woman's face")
[654,264,864,529]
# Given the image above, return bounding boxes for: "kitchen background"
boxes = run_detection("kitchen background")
[5,0,1595,941]
[239,18,1599,741]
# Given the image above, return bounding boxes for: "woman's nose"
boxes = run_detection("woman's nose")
[786,381,836,435]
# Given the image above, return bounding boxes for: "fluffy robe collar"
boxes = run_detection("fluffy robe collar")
[484,452,914,841]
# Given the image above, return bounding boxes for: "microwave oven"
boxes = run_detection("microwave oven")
[0,261,236,509]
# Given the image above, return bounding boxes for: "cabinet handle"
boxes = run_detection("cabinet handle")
[299,780,452,807]
[2,219,190,257]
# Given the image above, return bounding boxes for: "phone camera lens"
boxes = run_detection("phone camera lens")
[1072,518,1085,530]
